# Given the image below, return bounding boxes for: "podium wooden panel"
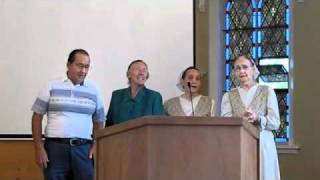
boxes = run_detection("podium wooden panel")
[95,116,259,180]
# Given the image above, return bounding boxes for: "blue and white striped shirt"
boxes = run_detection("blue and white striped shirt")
[31,76,105,139]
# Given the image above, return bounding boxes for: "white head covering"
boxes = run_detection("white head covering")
[176,71,185,92]
[176,66,201,92]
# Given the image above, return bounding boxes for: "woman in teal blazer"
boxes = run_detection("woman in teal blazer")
[106,60,164,125]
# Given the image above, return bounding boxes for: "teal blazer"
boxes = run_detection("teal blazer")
[106,86,164,125]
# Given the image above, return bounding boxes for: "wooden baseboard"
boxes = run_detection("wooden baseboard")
[0,140,42,180]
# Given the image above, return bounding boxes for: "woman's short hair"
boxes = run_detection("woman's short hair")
[126,59,149,79]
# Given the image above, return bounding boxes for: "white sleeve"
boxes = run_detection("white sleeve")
[259,87,280,131]
[92,85,106,122]
[31,82,51,114]
[220,93,233,117]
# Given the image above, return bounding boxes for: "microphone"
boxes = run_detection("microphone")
[187,82,195,116]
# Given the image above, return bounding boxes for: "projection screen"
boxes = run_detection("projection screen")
[0,0,194,137]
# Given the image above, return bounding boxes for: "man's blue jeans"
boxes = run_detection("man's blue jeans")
[44,140,94,180]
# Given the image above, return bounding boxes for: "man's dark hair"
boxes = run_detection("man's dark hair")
[67,49,90,65]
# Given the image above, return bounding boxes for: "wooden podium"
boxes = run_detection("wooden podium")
[95,116,259,180]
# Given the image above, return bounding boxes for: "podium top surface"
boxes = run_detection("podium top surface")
[95,116,259,139]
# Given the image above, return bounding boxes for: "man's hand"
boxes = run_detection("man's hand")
[90,121,105,159]
[35,144,49,168]
[89,142,96,159]
[32,112,49,168]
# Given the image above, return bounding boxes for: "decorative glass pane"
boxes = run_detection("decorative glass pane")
[258,64,288,82]
[226,0,254,29]
[273,90,290,141]
[261,28,287,57]
[258,58,289,89]
[261,0,287,27]
[228,30,254,60]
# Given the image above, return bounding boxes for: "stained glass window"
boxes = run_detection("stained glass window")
[224,0,290,142]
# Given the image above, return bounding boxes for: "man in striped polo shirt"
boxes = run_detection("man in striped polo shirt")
[31,49,105,180]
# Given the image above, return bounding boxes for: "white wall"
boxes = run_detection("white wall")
[0,0,194,135]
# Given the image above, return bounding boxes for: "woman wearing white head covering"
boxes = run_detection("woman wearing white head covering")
[164,66,215,117]
[221,55,281,180]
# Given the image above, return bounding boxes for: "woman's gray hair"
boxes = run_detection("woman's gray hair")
[230,55,260,87]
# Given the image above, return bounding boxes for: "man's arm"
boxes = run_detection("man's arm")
[89,121,105,159]
[32,112,49,168]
